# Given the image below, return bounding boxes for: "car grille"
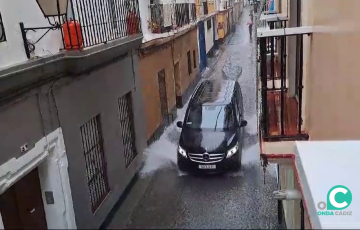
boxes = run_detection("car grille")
[188,152,225,163]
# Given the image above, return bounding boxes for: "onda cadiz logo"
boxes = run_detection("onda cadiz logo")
[317,185,353,216]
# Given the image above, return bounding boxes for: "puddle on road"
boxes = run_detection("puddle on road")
[245,114,257,136]
[140,105,188,178]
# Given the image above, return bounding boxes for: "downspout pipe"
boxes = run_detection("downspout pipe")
[273,189,302,200]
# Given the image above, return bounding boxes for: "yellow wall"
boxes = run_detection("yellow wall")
[208,1,215,13]
[195,0,216,16]
[217,11,229,39]
[195,0,201,17]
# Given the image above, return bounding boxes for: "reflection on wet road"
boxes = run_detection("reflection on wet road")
[108,6,280,230]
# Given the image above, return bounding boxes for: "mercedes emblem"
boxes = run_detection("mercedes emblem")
[203,153,210,161]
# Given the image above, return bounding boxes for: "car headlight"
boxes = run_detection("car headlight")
[178,145,187,158]
[226,143,239,158]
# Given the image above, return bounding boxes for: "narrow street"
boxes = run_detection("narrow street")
[107,5,280,229]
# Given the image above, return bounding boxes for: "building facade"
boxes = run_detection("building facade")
[217,0,242,42]
[0,0,146,229]
[257,0,360,229]
[196,0,218,72]
[195,0,242,73]
[138,0,201,145]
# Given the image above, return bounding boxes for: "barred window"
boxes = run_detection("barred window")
[187,51,192,75]
[203,1,208,15]
[0,12,6,42]
[80,115,110,213]
[118,93,138,168]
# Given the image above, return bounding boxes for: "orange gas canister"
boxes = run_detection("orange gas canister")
[126,13,140,35]
[63,20,83,50]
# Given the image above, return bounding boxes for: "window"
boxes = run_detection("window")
[0,12,6,42]
[207,19,211,30]
[80,115,110,213]
[203,1,208,15]
[175,3,190,27]
[193,50,197,69]
[118,93,138,168]
[187,51,192,75]
[185,105,236,131]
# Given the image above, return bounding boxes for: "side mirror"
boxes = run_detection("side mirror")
[240,120,248,127]
[177,121,183,128]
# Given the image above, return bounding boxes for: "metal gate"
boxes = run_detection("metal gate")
[158,69,169,125]
[118,92,138,168]
[198,21,207,73]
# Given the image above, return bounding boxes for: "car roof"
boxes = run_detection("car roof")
[190,78,237,106]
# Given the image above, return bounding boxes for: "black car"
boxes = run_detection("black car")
[176,79,247,173]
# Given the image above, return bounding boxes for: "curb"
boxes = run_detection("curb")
[99,161,146,229]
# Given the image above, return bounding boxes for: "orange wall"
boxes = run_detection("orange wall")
[139,29,199,140]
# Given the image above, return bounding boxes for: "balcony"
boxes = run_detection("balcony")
[258,29,311,142]
[68,0,142,48]
[20,0,142,59]
[148,3,196,34]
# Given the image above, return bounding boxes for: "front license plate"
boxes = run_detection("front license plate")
[198,165,216,169]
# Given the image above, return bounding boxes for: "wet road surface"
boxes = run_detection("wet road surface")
[107,6,280,229]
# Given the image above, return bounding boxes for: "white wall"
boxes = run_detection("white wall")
[215,0,221,10]
[205,18,214,54]
[0,0,63,69]
[139,0,151,37]
[0,128,76,229]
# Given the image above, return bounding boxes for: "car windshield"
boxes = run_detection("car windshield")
[184,105,236,131]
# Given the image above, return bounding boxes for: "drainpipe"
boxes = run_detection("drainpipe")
[274,189,304,229]
[273,189,301,200]
[300,200,305,230]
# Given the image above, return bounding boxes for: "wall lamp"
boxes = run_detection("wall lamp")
[19,0,68,59]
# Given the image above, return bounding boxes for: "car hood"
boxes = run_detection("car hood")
[180,128,236,153]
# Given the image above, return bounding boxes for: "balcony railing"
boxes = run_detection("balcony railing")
[19,0,142,59]
[258,32,309,142]
[68,0,141,48]
[149,3,196,34]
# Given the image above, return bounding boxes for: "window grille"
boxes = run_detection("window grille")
[80,115,110,213]
[118,93,138,168]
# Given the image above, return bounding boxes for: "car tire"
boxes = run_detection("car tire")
[177,157,187,172]
[232,153,242,171]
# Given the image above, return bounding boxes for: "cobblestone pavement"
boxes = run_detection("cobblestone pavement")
[106,5,281,230]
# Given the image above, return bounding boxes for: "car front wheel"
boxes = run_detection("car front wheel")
[177,156,188,172]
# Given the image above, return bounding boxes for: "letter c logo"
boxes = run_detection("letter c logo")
[329,187,348,208]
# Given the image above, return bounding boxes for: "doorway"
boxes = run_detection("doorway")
[174,62,181,107]
[158,69,169,124]
[0,168,47,229]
